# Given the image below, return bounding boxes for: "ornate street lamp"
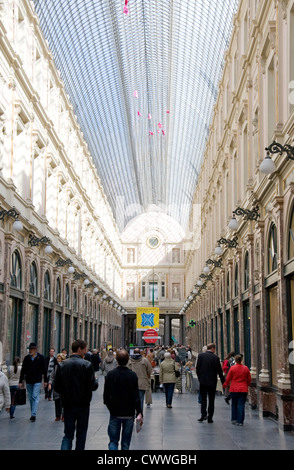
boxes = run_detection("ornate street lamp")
[0,206,23,231]
[28,234,53,252]
[260,141,294,174]
[228,206,259,231]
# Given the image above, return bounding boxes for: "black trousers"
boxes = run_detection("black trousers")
[200,384,216,419]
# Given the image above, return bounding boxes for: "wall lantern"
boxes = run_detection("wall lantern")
[228,206,259,231]
[29,234,53,253]
[260,141,294,174]
[0,207,23,231]
[214,244,223,255]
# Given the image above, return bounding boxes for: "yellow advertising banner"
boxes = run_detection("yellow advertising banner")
[136,307,159,331]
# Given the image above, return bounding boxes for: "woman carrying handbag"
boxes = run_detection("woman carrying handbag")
[159,352,180,408]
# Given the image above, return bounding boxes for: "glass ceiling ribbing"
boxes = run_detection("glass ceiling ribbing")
[33,0,239,232]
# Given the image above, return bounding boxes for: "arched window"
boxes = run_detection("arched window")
[10,250,22,289]
[65,284,70,309]
[288,206,294,260]
[244,252,249,291]
[234,263,239,297]
[56,278,62,305]
[44,270,51,300]
[226,271,230,302]
[29,261,38,295]
[73,288,77,312]
[268,223,278,273]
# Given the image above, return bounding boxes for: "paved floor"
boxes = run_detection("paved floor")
[0,373,293,451]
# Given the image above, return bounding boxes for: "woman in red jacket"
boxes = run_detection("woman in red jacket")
[223,354,251,426]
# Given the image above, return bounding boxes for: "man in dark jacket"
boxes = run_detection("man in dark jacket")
[18,342,47,422]
[196,343,225,423]
[104,349,142,450]
[54,339,98,450]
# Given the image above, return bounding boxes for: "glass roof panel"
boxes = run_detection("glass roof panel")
[33,0,239,232]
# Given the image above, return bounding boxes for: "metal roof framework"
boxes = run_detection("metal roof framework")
[33,0,239,232]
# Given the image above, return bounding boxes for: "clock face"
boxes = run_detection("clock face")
[147,236,160,249]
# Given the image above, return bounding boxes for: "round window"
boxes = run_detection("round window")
[147,236,160,249]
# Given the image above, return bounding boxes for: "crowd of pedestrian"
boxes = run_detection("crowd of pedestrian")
[0,340,251,449]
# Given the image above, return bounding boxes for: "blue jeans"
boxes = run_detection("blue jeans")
[9,386,18,417]
[108,415,134,450]
[231,392,247,424]
[61,406,90,450]
[26,383,41,417]
[138,390,145,413]
[163,383,175,406]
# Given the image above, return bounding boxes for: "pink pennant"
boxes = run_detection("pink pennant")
[149,131,154,135]
[137,111,141,116]
[162,130,165,136]
[133,90,138,98]
[158,123,163,128]
[148,113,152,119]
[166,110,170,114]
[123,0,129,14]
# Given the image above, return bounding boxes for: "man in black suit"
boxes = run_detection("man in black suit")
[196,343,225,423]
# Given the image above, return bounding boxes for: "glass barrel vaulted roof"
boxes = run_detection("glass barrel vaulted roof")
[33,0,239,233]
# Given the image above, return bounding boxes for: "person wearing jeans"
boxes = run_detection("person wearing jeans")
[222,354,251,426]
[61,406,90,450]
[18,343,47,421]
[54,339,98,450]
[107,416,135,450]
[159,352,179,408]
[104,349,142,451]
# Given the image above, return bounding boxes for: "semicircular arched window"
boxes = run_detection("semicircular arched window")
[268,223,278,273]
[288,206,294,260]
[10,250,22,289]
[56,277,62,305]
[65,284,70,309]
[44,270,51,301]
[29,261,38,295]
[234,263,239,298]
[226,271,230,302]
[244,252,249,291]
[73,288,77,312]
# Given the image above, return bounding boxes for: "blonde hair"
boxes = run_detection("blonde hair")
[57,353,66,361]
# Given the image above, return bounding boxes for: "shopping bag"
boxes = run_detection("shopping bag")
[136,414,143,433]
[15,388,26,405]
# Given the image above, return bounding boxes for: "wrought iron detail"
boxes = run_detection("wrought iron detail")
[266,141,294,161]
[206,258,222,268]
[28,234,51,246]
[199,273,213,281]
[56,257,72,266]
[217,236,238,248]
[0,207,20,221]
[73,272,87,280]
[233,206,259,221]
